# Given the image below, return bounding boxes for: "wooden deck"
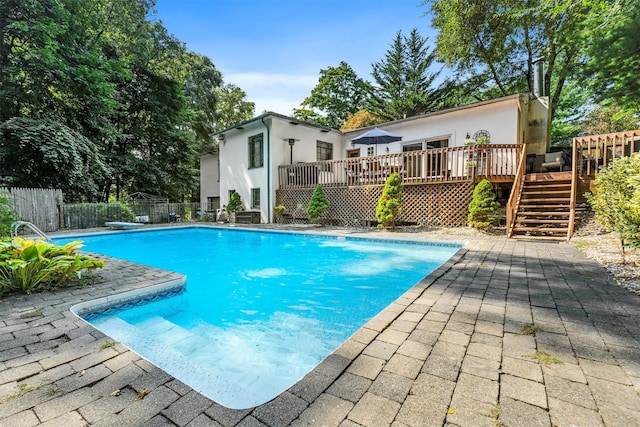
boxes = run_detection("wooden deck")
[277,144,522,189]
[276,131,640,238]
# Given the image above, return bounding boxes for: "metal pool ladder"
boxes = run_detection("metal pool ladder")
[11,221,52,242]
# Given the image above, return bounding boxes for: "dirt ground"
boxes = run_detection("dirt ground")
[570,213,640,296]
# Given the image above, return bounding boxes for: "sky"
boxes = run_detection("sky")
[152,0,437,116]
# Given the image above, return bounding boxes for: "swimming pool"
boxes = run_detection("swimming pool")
[60,227,461,409]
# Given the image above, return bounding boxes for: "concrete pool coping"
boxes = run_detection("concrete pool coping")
[1,224,640,426]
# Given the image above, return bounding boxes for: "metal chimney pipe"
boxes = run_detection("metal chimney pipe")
[532,57,545,97]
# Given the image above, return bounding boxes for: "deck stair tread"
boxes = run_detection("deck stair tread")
[512,235,567,241]
[515,219,570,224]
[524,183,571,189]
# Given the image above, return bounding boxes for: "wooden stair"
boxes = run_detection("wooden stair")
[510,173,573,241]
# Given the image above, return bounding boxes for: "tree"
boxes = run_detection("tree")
[307,185,330,224]
[368,28,445,121]
[425,0,612,119]
[184,54,224,146]
[376,173,403,229]
[587,154,640,251]
[468,179,500,231]
[226,192,243,215]
[340,110,385,132]
[0,118,111,202]
[212,84,255,133]
[0,0,253,203]
[582,106,640,136]
[585,0,640,112]
[294,61,372,129]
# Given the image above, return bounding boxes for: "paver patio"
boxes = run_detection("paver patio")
[1,227,639,426]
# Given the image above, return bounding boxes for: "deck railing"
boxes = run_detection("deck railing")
[278,144,522,189]
[506,143,528,238]
[573,130,640,177]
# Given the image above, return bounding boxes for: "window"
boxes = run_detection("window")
[425,138,449,149]
[402,143,423,152]
[316,141,333,161]
[248,133,264,168]
[367,146,375,156]
[251,188,260,209]
[206,197,220,212]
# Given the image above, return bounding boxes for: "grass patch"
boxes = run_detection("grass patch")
[532,351,562,365]
[518,323,541,335]
[99,341,118,350]
[0,383,42,403]
[19,308,43,319]
[486,403,502,427]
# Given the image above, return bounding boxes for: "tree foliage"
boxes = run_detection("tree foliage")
[585,0,640,112]
[212,84,255,134]
[468,179,500,230]
[368,28,446,121]
[0,191,17,238]
[376,173,403,229]
[0,0,239,203]
[0,118,111,201]
[425,0,612,120]
[307,185,330,224]
[226,192,243,215]
[587,154,640,249]
[294,61,373,129]
[340,110,385,132]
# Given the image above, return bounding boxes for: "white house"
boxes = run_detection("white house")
[201,113,342,222]
[201,93,549,224]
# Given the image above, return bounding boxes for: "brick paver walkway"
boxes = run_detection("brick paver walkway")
[1,229,639,426]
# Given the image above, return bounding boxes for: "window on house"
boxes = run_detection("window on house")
[367,146,375,156]
[206,197,220,212]
[316,141,333,161]
[248,133,264,168]
[425,138,449,149]
[251,188,260,209]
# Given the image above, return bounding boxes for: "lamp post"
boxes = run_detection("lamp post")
[286,138,297,164]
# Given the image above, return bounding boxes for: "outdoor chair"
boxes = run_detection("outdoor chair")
[540,152,564,172]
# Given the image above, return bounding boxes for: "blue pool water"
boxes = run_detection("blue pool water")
[58,227,460,409]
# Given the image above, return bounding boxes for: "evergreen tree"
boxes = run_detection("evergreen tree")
[376,173,403,229]
[468,179,500,230]
[307,186,330,224]
[368,28,444,121]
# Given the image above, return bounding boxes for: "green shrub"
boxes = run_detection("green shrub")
[376,172,403,229]
[307,185,330,224]
[587,154,640,248]
[0,191,18,239]
[468,179,500,230]
[226,192,243,215]
[274,205,286,223]
[0,237,106,294]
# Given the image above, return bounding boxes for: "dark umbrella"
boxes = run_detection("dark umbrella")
[350,127,403,154]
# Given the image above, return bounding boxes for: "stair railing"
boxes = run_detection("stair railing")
[11,221,53,242]
[567,139,579,240]
[506,144,528,238]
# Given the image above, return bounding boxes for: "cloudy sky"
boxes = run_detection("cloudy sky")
[153,0,436,115]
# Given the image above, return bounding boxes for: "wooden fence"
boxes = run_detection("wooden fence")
[1,187,63,232]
